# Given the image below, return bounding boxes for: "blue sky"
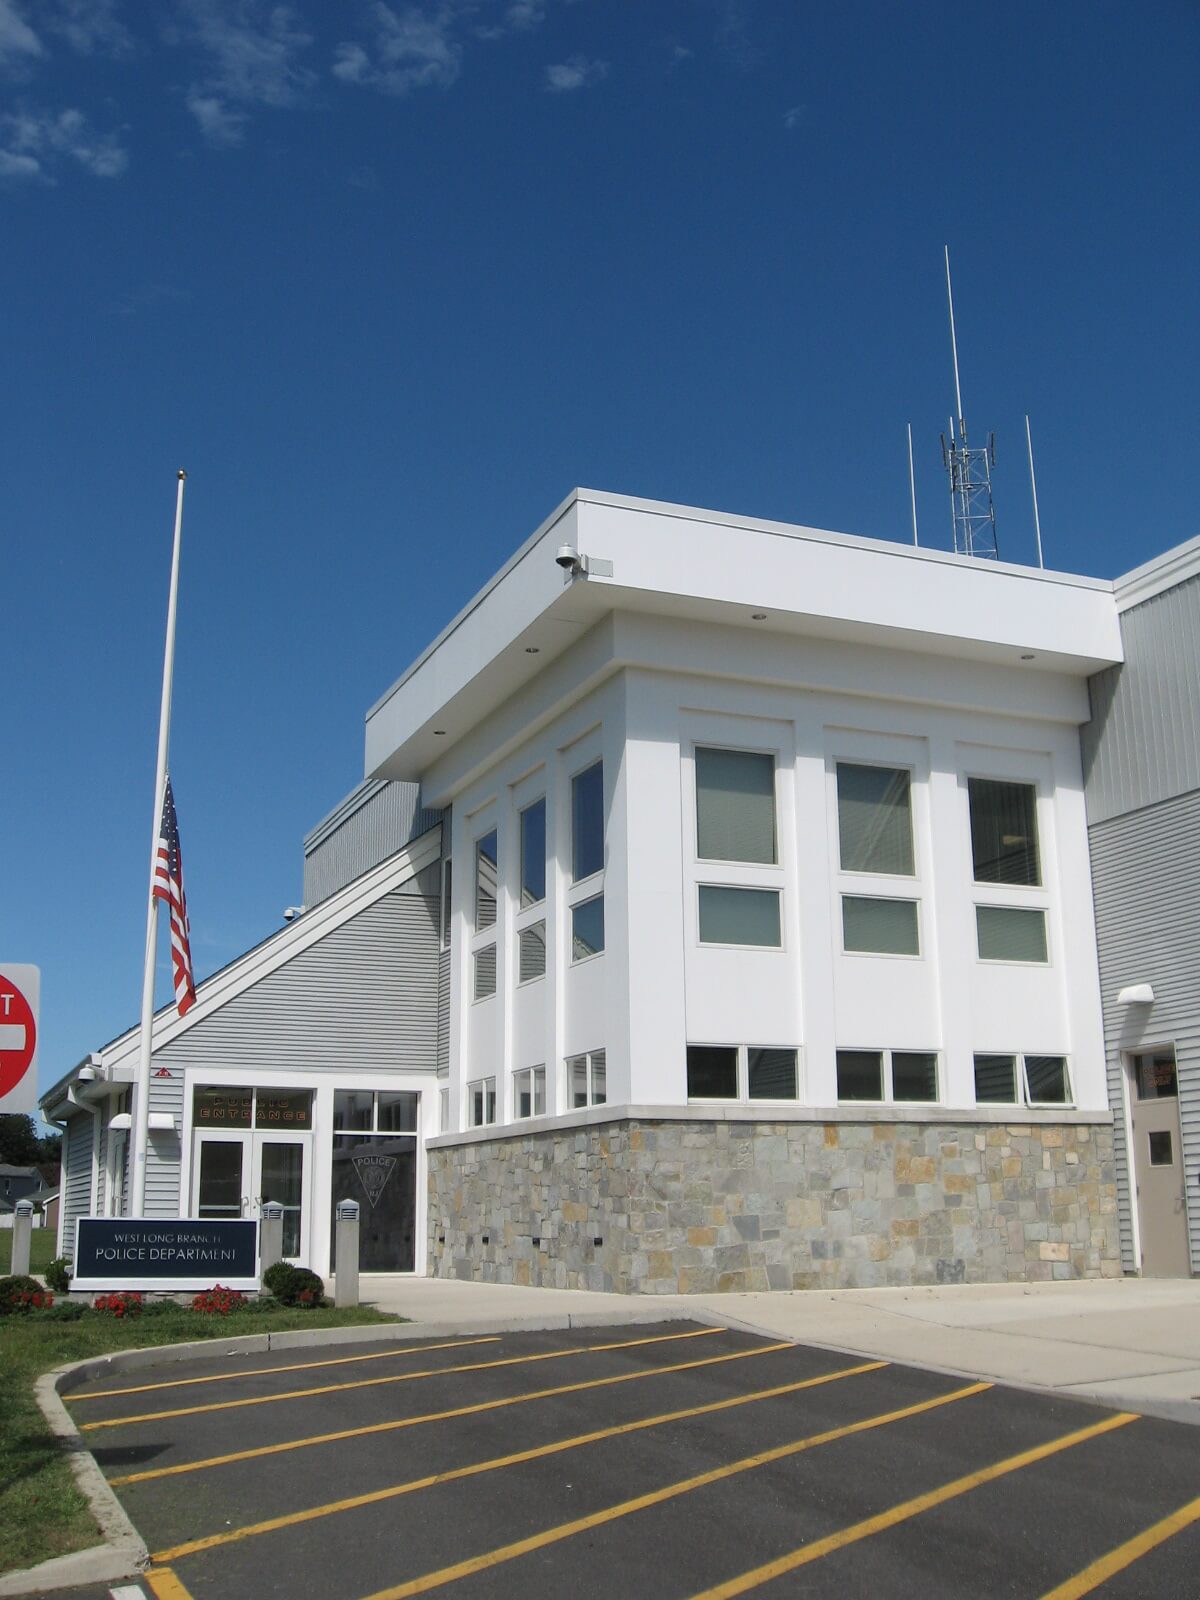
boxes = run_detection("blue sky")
[3,0,1197,1107]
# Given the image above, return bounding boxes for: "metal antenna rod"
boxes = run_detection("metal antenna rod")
[907,423,919,545]
[945,245,964,429]
[1025,414,1044,569]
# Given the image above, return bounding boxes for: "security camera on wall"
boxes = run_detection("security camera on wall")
[555,543,580,571]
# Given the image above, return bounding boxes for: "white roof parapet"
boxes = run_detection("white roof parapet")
[365,488,1125,785]
[1113,532,1200,613]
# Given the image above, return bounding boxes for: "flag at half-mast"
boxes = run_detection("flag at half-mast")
[153,777,196,1016]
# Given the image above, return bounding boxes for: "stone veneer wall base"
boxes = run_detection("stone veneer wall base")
[427,1117,1121,1293]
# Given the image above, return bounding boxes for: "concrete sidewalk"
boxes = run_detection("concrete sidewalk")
[356,1274,1200,1425]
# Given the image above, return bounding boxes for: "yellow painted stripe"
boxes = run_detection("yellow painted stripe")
[153,1359,887,1562]
[687,1411,1140,1599]
[111,1339,794,1486]
[68,1336,500,1402]
[1038,1494,1200,1600]
[84,1326,722,1431]
[355,1381,992,1600]
[144,1568,195,1600]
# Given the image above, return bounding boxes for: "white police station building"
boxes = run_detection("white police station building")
[44,491,1200,1291]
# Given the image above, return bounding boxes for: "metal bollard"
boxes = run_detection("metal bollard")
[11,1199,34,1277]
[335,1199,360,1308]
[259,1202,284,1285]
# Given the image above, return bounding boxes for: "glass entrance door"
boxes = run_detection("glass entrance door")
[195,1136,249,1221]
[253,1135,309,1260]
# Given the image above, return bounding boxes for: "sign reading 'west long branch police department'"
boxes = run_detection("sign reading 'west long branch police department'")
[73,1218,259,1292]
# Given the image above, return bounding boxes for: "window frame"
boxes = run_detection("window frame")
[693,744,779,867]
[839,892,922,959]
[569,893,605,964]
[519,796,547,909]
[972,1052,1073,1107]
[967,775,1042,889]
[565,1049,606,1109]
[685,1043,801,1104]
[513,1065,547,1120]
[974,903,1050,966]
[834,759,916,879]
[835,1048,941,1105]
[696,882,784,949]
[467,1077,497,1128]
[517,919,547,985]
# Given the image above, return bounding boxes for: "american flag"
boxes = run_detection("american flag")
[153,777,197,1016]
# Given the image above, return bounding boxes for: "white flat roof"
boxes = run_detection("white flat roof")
[365,488,1126,783]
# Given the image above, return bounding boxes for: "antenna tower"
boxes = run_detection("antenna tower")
[939,247,999,559]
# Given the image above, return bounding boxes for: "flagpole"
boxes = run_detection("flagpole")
[131,470,187,1218]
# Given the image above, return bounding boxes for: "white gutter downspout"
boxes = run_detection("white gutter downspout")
[67,1082,104,1231]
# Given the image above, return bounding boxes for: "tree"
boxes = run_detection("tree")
[0,1114,42,1166]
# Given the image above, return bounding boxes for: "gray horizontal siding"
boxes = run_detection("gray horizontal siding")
[1083,573,1200,825]
[61,1113,94,1259]
[144,1070,185,1221]
[304,781,442,907]
[1089,788,1200,1274]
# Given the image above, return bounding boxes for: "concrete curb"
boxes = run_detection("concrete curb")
[0,1305,679,1595]
[0,1366,149,1598]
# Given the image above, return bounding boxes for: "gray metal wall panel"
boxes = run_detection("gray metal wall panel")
[62,1113,94,1259]
[1083,575,1200,825]
[304,782,442,906]
[1089,788,1200,1274]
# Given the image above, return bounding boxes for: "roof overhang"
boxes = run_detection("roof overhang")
[365,489,1124,784]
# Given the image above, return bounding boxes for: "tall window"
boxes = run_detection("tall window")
[968,779,1040,886]
[468,1078,496,1127]
[837,763,913,875]
[475,830,498,927]
[696,748,776,862]
[572,763,604,881]
[520,799,546,906]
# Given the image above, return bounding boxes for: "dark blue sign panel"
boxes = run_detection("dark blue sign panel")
[73,1218,259,1291]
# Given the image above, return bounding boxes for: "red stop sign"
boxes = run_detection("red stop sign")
[0,971,37,1100]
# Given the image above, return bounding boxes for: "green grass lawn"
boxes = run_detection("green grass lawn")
[0,1227,58,1275]
[0,1299,403,1577]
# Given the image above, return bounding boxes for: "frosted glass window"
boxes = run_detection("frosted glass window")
[475,831,498,929]
[837,1051,883,1101]
[695,748,776,863]
[520,800,546,906]
[837,764,914,875]
[974,1054,1017,1103]
[1025,1056,1070,1104]
[842,896,919,956]
[519,922,546,983]
[572,762,604,881]
[976,906,1047,963]
[748,1048,798,1100]
[473,944,497,1000]
[572,895,605,960]
[687,1046,738,1099]
[892,1053,938,1102]
[969,778,1040,886]
[698,885,781,947]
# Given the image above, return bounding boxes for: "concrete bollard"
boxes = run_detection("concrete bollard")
[335,1199,360,1308]
[11,1199,34,1277]
[259,1202,284,1285]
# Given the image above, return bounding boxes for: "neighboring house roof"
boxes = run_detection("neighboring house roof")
[40,822,441,1118]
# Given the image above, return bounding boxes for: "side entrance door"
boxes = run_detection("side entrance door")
[1130,1048,1191,1277]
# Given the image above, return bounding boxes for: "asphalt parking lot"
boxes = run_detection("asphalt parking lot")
[46,1322,1200,1599]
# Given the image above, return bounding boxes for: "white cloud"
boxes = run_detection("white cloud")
[334,4,461,96]
[174,1,317,145]
[782,104,803,130]
[44,0,134,56]
[544,54,606,92]
[0,105,128,180]
[0,0,43,69]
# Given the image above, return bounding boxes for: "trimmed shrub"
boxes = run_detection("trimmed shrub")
[45,1256,72,1293]
[0,1275,53,1315]
[261,1260,295,1297]
[264,1264,326,1306]
[31,1299,86,1322]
